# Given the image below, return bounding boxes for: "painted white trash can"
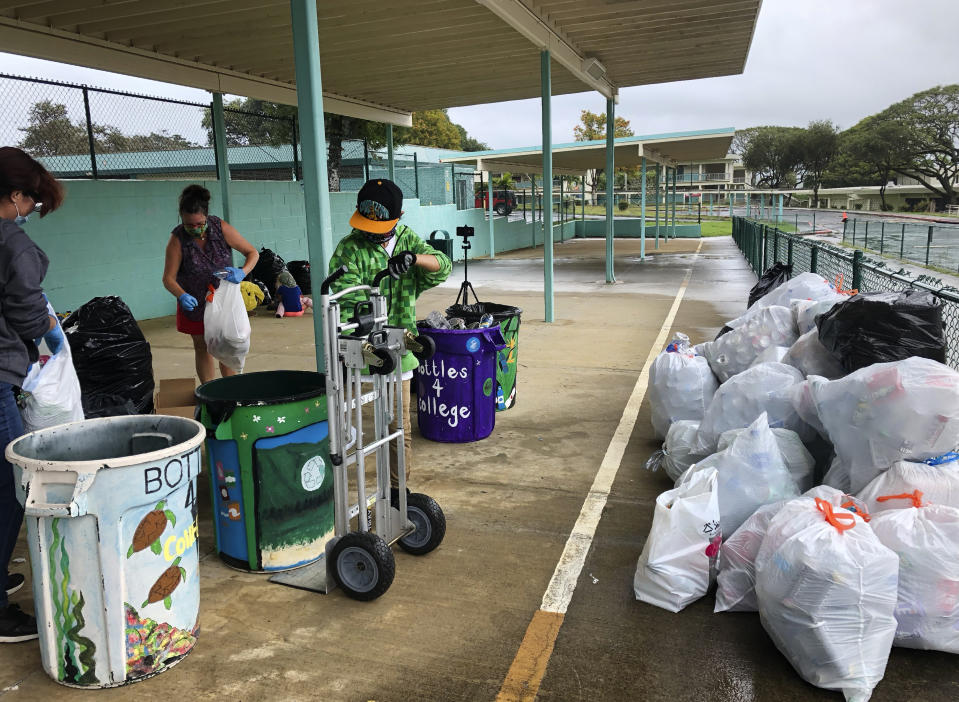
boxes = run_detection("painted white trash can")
[6,415,205,688]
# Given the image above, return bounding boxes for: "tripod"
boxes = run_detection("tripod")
[454,227,479,307]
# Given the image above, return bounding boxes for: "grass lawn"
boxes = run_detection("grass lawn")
[699,220,732,237]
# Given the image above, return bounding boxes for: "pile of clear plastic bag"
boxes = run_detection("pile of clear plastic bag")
[645,420,705,482]
[871,499,959,653]
[781,330,847,380]
[718,425,815,492]
[696,362,809,453]
[756,495,899,702]
[702,306,798,383]
[633,466,721,613]
[857,456,959,514]
[648,333,718,439]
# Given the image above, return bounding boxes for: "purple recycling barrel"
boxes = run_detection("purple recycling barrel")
[415,324,506,442]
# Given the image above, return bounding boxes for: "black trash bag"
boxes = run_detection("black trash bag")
[287,260,312,295]
[81,392,138,419]
[747,262,793,308]
[251,247,286,291]
[62,296,155,414]
[445,301,521,322]
[250,278,273,306]
[816,290,947,373]
[715,325,733,340]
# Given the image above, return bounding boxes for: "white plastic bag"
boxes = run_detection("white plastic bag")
[754,272,846,310]
[696,362,809,453]
[681,413,799,536]
[756,495,899,702]
[792,298,844,335]
[750,345,790,367]
[703,305,798,383]
[645,420,705,482]
[803,358,959,493]
[648,333,718,439]
[870,502,959,653]
[781,330,846,380]
[204,281,251,373]
[633,467,722,612]
[715,486,862,613]
[718,426,815,492]
[857,457,959,515]
[20,304,84,432]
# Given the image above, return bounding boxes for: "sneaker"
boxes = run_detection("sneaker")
[5,573,24,597]
[0,603,38,643]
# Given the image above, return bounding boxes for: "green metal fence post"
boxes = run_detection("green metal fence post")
[811,244,819,274]
[900,223,906,259]
[387,125,395,181]
[413,153,419,199]
[787,238,794,268]
[852,250,863,291]
[82,87,98,179]
[211,93,232,224]
[864,221,869,250]
[842,219,847,242]
[880,221,885,254]
[926,225,934,267]
[852,219,857,246]
[363,138,370,181]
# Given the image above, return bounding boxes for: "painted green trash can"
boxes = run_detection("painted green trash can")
[428,229,454,261]
[195,370,333,572]
[446,302,522,410]
[7,415,205,688]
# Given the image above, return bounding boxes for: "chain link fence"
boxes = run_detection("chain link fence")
[844,217,959,274]
[733,217,959,370]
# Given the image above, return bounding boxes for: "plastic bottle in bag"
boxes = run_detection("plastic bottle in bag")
[424,311,451,329]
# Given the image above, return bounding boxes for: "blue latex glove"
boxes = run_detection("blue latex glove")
[179,293,198,312]
[44,324,64,355]
[222,266,246,284]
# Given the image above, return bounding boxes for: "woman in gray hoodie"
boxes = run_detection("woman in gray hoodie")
[0,146,64,643]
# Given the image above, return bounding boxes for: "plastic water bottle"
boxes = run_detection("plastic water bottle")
[425,311,451,329]
[447,317,466,329]
[213,268,229,279]
[478,313,494,328]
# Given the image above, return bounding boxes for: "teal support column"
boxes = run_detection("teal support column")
[559,176,564,239]
[290,0,334,372]
[654,165,660,249]
[640,156,647,260]
[604,97,615,282]
[778,193,783,223]
[541,49,554,322]
[487,171,495,259]
[670,167,677,239]
[211,93,232,224]
[387,124,395,181]
[581,175,586,221]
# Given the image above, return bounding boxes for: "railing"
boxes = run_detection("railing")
[732,217,959,370]
[843,217,959,273]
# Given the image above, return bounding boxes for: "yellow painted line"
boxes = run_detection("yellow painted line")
[496,238,703,701]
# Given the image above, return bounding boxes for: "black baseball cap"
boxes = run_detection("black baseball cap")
[350,178,403,234]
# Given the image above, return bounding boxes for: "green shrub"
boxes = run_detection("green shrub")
[617,200,629,211]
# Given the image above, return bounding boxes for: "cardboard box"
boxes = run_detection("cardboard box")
[155,377,198,419]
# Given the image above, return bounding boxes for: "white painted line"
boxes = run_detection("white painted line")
[540,239,703,613]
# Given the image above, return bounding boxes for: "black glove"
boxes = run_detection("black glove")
[387,251,417,278]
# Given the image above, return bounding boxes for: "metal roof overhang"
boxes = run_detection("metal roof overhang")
[0,0,761,126]
[440,129,736,175]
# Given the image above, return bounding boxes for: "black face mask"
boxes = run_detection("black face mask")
[363,230,395,244]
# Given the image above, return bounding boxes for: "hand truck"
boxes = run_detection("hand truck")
[307,257,445,600]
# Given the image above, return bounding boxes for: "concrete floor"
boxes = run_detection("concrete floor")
[3,236,959,701]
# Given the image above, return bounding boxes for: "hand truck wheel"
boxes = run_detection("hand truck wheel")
[397,493,446,556]
[369,347,396,375]
[330,531,395,600]
[411,333,436,362]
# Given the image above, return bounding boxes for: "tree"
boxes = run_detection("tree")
[201,98,297,147]
[731,127,761,156]
[573,109,634,199]
[17,100,89,156]
[800,120,840,208]
[883,85,959,206]
[398,109,463,150]
[19,100,198,159]
[742,126,805,188]
[825,116,911,210]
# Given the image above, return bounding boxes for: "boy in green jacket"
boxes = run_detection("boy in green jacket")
[328,178,452,487]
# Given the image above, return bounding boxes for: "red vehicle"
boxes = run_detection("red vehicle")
[475,189,516,215]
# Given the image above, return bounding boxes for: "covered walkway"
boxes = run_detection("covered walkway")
[5,238,958,700]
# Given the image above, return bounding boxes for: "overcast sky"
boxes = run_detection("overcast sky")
[1,0,957,150]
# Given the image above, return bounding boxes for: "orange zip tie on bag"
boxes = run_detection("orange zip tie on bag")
[875,490,924,509]
[815,497,857,532]
[833,273,858,296]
